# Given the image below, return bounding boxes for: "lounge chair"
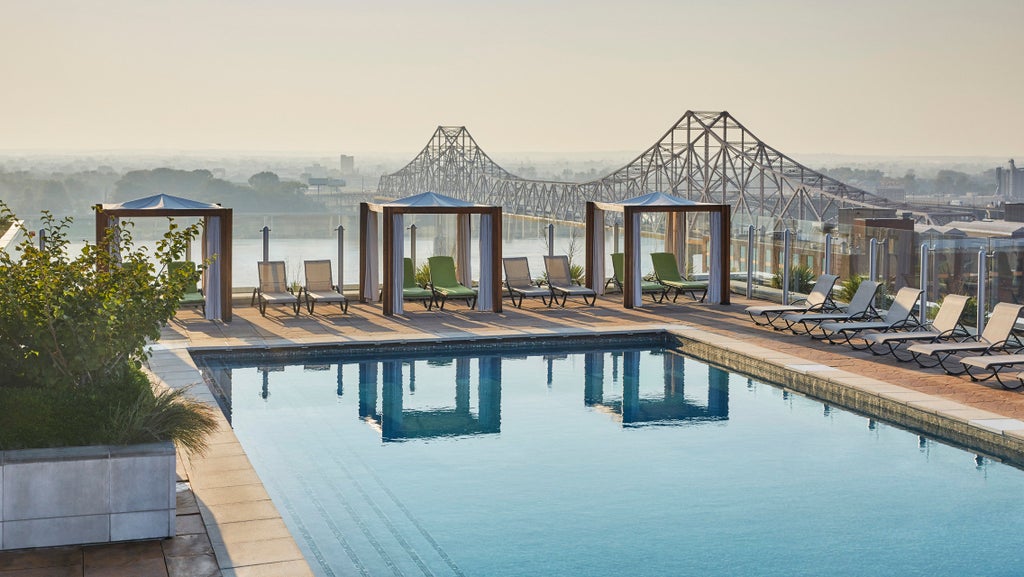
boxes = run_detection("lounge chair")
[960,354,1024,389]
[607,253,667,303]
[544,255,596,307]
[650,252,707,302]
[906,302,1024,374]
[254,260,300,316]
[403,257,435,310]
[427,255,477,310]
[863,294,970,361]
[779,280,882,335]
[503,257,549,308]
[168,261,205,316]
[813,287,922,347]
[745,274,839,329]
[302,259,348,314]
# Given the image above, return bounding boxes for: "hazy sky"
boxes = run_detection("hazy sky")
[2,0,1022,159]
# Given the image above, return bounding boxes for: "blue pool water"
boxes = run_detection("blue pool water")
[199,344,1024,577]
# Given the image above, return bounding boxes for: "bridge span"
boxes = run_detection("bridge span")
[379,111,959,226]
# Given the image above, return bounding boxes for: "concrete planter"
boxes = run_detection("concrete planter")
[0,441,175,550]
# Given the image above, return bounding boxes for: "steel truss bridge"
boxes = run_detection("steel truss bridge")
[379,110,954,226]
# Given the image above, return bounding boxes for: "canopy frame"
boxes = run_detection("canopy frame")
[94,195,233,321]
[359,194,502,316]
[585,197,730,308]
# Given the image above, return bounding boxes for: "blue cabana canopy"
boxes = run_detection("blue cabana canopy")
[379,191,477,208]
[103,193,223,211]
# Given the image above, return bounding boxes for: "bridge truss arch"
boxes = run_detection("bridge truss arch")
[379,111,943,226]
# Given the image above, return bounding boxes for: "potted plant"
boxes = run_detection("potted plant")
[0,203,218,550]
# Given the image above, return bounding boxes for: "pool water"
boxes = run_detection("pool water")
[199,345,1024,577]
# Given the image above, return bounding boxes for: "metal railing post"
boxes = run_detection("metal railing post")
[261,226,271,263]
[613,221,620,254]
[409,224,417,267]
[919,242,929,323]
[868,238,878,282]
[746,225,755,299]
[782,229,792,305]
[547,223,555,257]
[38,229,47,251]
[336,224,345,292]
[823,233,833,276]
[977,249,987,335]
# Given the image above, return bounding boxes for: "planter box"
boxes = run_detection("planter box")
[0,441,175,550]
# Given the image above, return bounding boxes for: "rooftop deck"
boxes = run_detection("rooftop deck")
[5,293,1024,576]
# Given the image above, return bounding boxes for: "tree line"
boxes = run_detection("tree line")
[0,167,327,218]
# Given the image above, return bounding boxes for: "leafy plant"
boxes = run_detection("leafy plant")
[0,202,218,452]
[415,262,431,287]
[835,275,865,303]
[770,264,815,294]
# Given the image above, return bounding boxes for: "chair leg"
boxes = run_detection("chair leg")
[342,299,349,314]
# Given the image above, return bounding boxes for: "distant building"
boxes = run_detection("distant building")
[996,159,1024,201]
[339,155,355,175]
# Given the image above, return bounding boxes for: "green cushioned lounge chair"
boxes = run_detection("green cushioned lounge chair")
[169,261,205,316]
[427,255,477,310]
[608,253,667,303]
[650,252,707,303]
[403,257,435,310]
[303,259,348,314]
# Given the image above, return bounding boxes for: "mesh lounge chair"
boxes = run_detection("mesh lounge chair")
[503,257,549,308]
[168,261,205,316]
[906,302,1024,374]
[303,259,348,314]
[650,252,707,303]
[403,257,435,310]
[428,255,477,310]
[813,287,922,346]
[745,274,839,329]
[863,294,970,361]
[544,255,596,307]
[607,253,667,303]
[960,353,1024,389]
[779,280,882,335]
[254,260,300,316]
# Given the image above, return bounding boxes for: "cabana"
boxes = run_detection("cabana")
[94,194,233,321]
[359,191,502,316]
[585,192,730,308]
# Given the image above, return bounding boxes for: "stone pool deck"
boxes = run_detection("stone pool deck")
[4,293,1024,576]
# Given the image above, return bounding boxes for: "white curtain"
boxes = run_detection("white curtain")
[630,212,642,308]
[363,211,379,301]
[391,213,404,315]
[590,208,606,295]
[457,213,472,288]
[204,216,221,320]
[708,211,723,304]
[665,212,687,273]
[477,213,493,311]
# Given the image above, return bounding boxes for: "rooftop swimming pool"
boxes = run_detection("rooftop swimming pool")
[197,338,1024,577]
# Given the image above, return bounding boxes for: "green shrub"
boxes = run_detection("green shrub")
[415,262,431,287]
[835,275,865,302]
[770,264,815,294]
[0,203,218,453]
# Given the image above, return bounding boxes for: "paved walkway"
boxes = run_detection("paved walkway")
[4,293,1023,576]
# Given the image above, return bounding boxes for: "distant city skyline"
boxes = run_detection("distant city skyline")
[2,0,1022,159]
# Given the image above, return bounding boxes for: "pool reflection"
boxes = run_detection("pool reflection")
[204,348,730,441]
[584,351,729,426]
[358,357,502,441]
